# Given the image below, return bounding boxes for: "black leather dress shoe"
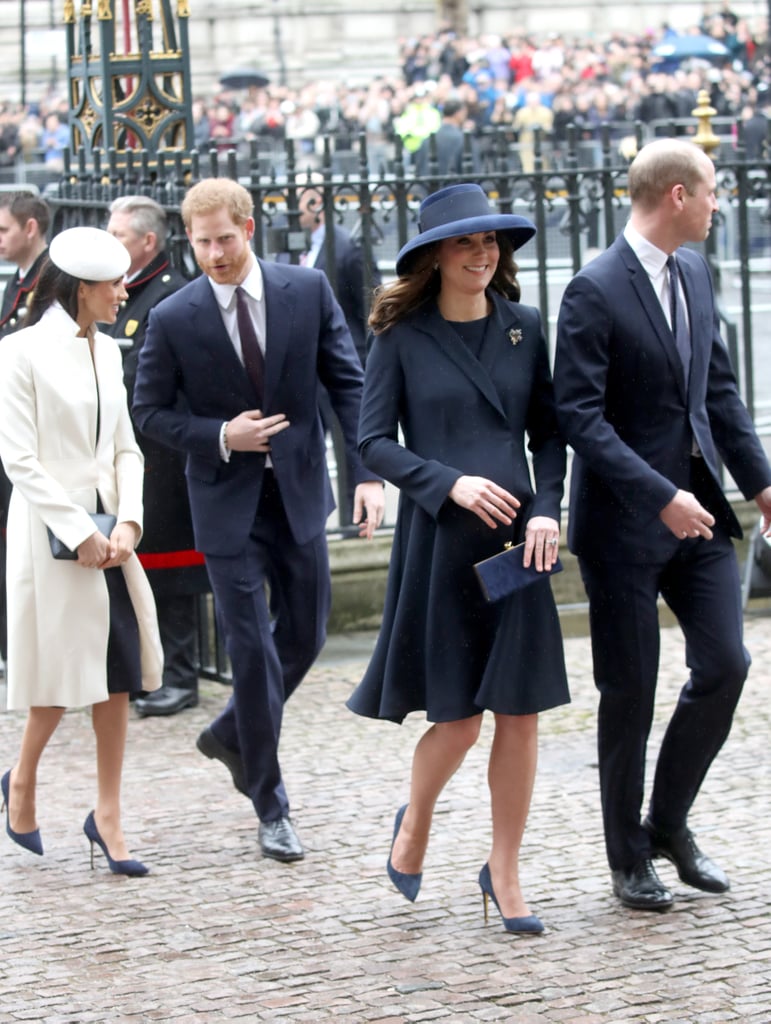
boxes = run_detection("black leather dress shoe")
[196,726,248,796]
[611,859,674,911]
[258,817,305,862]
[135,686,198,717]
[643,817,730,893]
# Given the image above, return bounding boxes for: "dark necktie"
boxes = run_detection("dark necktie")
[667,254,690,383]
[235,286,264,402]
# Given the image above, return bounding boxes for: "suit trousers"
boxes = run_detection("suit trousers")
[204,471,331,822]
[155,593,199,692]
[579,529,750,870]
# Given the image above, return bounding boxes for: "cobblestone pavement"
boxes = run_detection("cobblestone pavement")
[1,613,769,1023]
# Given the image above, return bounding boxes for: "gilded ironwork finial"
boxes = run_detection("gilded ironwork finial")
[692,89,720,159]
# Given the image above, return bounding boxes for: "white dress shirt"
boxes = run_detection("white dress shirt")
[623,222,689,334]
[303,224,325,268]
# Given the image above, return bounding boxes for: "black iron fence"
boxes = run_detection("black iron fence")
[47,118,770,412]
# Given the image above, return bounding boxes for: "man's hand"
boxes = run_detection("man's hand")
[659,489,715,540]
[755,485,771,537]
[226,410,290,452]
[448,475,521,529]
[353,481,386,540]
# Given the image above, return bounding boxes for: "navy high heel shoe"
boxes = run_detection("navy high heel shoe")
[478,863,544,935]
[83,811,149,877]
[387,804,422,902]
[1,770,43,856]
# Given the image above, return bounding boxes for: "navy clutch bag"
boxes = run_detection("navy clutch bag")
[473,541,563,603]
[47,513,117,560]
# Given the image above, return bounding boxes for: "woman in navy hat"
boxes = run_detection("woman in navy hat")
[348,184,569,933]
[0,227,162,876]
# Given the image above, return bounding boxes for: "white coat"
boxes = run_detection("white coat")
[0,303,163,709]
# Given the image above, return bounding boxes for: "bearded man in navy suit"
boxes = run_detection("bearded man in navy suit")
[554,139,771,911]
[133,178,384,862]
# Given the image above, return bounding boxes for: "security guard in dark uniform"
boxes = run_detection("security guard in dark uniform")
[0,192,51,663]
[0,246,49,336]
[107,196,209,716]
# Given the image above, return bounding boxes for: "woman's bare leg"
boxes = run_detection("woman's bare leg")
[486,713,538,918]
[391,714,483,874]
[91,692,133,860]
[7,707,66,833]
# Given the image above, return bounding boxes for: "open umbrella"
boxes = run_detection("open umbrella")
[651,34,730,64]
[219,67,270,90]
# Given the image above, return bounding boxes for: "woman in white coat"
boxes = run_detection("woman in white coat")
[0,227,162,875]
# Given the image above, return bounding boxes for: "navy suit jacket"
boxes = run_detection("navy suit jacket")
[132,259,373,556]
[554,235,771,563]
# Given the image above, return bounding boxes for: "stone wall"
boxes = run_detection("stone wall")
[327,500,765,635]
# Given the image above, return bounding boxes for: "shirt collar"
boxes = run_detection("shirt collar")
[624,222,669,279]
[208,255,263,310]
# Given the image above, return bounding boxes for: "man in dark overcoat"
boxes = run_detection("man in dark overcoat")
[106,195,208,717]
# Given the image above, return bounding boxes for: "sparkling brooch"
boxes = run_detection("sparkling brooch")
[508,328,522,346]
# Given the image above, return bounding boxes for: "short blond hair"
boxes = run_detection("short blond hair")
[181,178,253,229]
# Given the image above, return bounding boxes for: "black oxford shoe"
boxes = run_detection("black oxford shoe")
[611,858,674,911]
[258,817,305,862]
[196,726,248,796]
[643,818,730,893]
[135,686,198,717]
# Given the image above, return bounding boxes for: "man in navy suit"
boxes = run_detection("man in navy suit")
[133,178,384,862]
[554,139,771,911]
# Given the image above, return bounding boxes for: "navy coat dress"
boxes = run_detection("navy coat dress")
[347,291,570,724]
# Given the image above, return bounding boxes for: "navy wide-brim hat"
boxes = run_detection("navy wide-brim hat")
[395,183,536,276]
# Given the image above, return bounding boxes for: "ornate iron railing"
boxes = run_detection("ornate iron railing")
[48,119,770,419]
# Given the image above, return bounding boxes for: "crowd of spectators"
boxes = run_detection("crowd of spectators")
[1,5,769,182]
[197,8,770,169]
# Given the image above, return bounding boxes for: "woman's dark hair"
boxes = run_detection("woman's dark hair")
[23,256,91,327]
[369,232,522,335]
